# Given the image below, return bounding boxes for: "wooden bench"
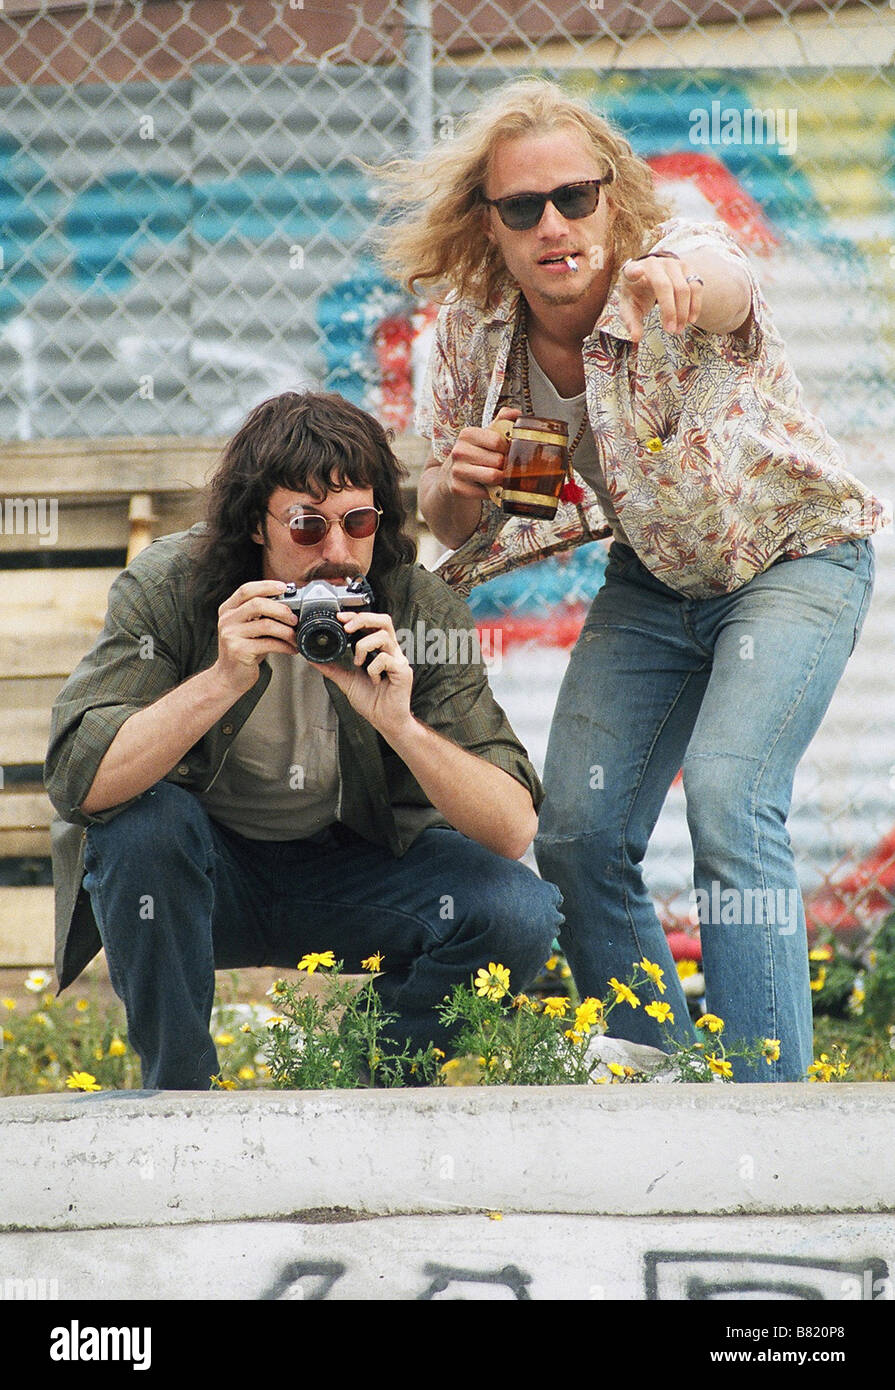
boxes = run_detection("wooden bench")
[0,434,429,966]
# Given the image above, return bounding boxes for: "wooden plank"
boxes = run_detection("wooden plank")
[0,886,54,967]
[0,433,427,499]
[0,495,204,553]
[0,829,49,856]
[0,569,116,678]
[0,679,62,765]
[0,787,52,852]
[0,790,52,829]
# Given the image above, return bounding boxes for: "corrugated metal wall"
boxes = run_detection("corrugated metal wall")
[2,64,893,443]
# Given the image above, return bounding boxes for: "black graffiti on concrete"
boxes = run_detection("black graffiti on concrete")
[261,1260,347,1301]
[644,1252,891,1301]
[417,1262,533,1300]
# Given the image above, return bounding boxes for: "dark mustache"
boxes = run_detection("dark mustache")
[305,563,364,582]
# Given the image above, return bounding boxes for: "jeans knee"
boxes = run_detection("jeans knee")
[86,781,211,865]
[535,829,620,889]
[474,860,562,958]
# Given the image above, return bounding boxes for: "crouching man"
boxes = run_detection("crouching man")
[45,390,561,1089]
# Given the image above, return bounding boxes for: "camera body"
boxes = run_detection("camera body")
[281,577,375,664]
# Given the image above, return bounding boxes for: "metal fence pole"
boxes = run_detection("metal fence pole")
[402,0,434,156]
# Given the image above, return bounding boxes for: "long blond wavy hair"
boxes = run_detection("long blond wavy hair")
[376,77,671,308]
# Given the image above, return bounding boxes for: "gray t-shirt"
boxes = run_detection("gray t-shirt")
[199,652,341,840]
[526,345,630,546]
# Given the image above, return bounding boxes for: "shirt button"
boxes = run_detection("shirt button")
[177,764,190,776]
[222,723,234,735]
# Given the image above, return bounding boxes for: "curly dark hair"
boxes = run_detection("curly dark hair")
[190,390,417,613]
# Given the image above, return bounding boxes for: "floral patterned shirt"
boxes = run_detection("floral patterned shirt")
[416,218,890,598]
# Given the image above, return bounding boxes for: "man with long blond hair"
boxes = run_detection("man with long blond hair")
[380,78,887,1081]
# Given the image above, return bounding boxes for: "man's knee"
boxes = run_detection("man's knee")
[466,857,562,960]
[86,780,211,861]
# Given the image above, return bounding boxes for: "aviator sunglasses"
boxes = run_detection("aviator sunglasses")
[481,176,610,231]
[268,505,383,546]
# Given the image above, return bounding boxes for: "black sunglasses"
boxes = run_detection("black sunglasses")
[482,177,609,231]
[268,506,382,547]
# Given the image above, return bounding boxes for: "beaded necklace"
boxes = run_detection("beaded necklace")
[515,304,589,504]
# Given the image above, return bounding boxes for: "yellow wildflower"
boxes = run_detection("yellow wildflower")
[808,945,833,962]
[66,1071,101,1092]
[695,1013,725,1034]
[487,1211,503,1221]
[607,1062,626,1077]
[762,1038,781,1065]
[542,996,568,1019]
[265,1015,288,1028]
[512,993,532,1010]
[107,1038,127,1057]
[42,992,55,1007]
[2,998,16,1011]
[474,962,511,1001]
[361,952,384,972]
[810,966,827,992]
[297,951,336,974]
[707,1055,733,1079]
[638,958,666,994]
[31,1012,51,1028]
[848,985,865,1014]
[575,997,603,1032]
[75,999,89,1012]
[807,1053,835,1083]
[432,1048,445,1059]
[564,1028,584,1043]
[544,955,559,971]
[2,1029,13,1043]
[216,1077,237,1090]
[676,960,698,980]
[440,1056,485,1087]
[239,1022,252,1033]
[238,1066,255,1081]
[93,1047,104,1061]
[608,978,639,1009]
[214,1032,235,1046]
[645,1000,674,1025]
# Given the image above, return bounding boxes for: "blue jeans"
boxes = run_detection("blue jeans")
[534,539,874,1081]
[84,782,562,1089]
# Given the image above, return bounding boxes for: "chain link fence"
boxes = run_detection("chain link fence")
[1,0,893,936]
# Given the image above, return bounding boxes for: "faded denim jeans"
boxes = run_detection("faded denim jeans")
[535,538,874,1081]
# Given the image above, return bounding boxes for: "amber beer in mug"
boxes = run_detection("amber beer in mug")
[491,416,569,520]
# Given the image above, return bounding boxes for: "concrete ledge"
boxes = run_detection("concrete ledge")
[2,1214,892,1302]
[3,1086,893,1301]
[3,1085,894,1231]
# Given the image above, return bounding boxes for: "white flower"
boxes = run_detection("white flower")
[24,970,51,993]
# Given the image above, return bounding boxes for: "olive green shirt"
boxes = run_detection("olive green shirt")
[45,527,543,989]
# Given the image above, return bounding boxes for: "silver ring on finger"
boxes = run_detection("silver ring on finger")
[685,274,704,286]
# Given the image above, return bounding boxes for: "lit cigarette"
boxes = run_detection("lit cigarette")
[565,256,579,272]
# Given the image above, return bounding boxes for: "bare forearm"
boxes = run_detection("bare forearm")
[418,458,484,550]
[686,250,753,335]
[80,666,240,815]
[382,714,537,859]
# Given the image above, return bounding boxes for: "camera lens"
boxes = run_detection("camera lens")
[296,612,347,663]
